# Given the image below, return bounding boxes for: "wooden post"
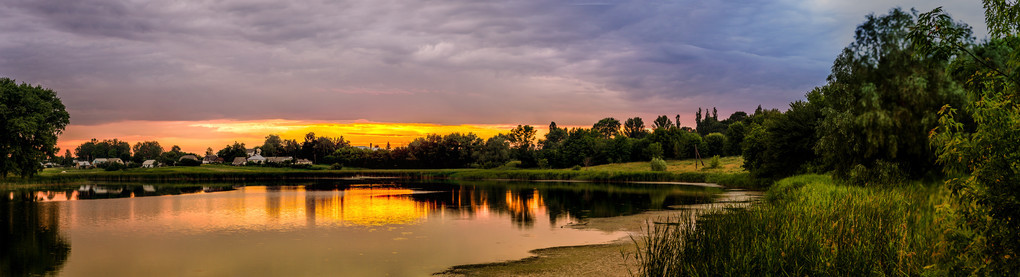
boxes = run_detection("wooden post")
[694,145,705,169]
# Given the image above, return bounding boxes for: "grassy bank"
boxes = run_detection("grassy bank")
[3,157,761,188]
[636,174,973,276]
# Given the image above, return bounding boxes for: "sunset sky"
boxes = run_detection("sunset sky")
[0,0,988,153]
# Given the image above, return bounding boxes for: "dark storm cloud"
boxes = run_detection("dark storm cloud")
[0,0,986,126]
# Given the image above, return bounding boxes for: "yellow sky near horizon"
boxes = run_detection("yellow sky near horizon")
[56,119,554,155]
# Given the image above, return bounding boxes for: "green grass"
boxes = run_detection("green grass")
[5,158,758,188]
[636,174,973,276]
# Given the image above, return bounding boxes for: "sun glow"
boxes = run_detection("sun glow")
[57,119,547,154]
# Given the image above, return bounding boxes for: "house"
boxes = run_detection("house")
[247,153,266,164]
[202,154,222,164]
[75,161,92,168]
[245,149,257,157]
[354,146,381,151]
[295,159,313,165]
[180,155,199,162]
[141,160,157,168]
[92,158,124,165]
[266,157,293,164]
[232,157,247,166]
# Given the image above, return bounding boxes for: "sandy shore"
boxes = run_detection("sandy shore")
[436,189,761,276]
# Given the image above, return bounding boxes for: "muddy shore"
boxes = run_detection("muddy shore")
[437,189,761,276]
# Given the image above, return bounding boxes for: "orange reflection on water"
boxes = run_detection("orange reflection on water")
[311,188,431,226]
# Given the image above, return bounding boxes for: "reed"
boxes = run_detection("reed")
[635,174,970,276]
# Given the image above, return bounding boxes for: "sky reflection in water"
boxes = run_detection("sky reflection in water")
[3,181,716,276]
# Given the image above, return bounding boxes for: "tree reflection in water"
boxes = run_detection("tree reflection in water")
[1,192,71,276]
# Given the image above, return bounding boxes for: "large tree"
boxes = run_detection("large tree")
[815,8,969,180]
[592,117,621,139]
[917,3,1020,272]
[0,78,70,177]
[261,134,283,157]
[651,115,673,130]
[132,141,164,163]
[623,117,648,138]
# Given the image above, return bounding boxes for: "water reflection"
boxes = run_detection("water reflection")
[2,180,718,276]
[1,196,70,276]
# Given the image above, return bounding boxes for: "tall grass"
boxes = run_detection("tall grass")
[636,174,971,276]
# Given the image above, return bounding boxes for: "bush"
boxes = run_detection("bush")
[537,158,549,169]
[330,163,343,170]
[846,160,905,187]
[290,164,313,170]
[102,162,125,171]
[495,160,522,170]
[178,158,202,166]
[571,165,582,171]
[650,158,667,172]
[708,155,721,169]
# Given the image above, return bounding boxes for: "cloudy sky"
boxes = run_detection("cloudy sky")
[0,0,987,152]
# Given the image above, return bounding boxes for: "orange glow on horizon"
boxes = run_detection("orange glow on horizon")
[57,119,558,154]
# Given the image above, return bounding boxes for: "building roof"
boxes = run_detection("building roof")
[142,160,156,165]
[232,157,247,165]
[248,154,266,161]
[180,155,199,161]
[266,156,292,163]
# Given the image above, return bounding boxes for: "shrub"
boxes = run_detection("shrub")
[290,164,313,170]
[571,165,582,171]
[102,162,125,171]
[708,155,721,169]
[330,163,343,170]
[178,158,202,166]
[537,158,549,169]
[650,158,667,172]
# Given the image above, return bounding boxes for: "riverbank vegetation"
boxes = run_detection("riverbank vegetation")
[637,4,1019,275]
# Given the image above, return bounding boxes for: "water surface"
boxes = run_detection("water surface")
[2,180,717,276]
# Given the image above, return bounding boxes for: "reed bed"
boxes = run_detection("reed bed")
[636,174,969,276]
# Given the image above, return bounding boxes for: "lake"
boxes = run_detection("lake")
[2,180,719,276]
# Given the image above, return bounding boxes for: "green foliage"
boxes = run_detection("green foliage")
[651,115,673,130]
[102,162,126,171]
[637,175,970,276]
[261,134,283,157]
[592,117,621,139]
[475,134,511,169]
[703,133,726,157]
[723,121,745,156]
[650,158,667,172]
[695,107,727,136]
[75,138,131,162]
[571,165,581,171]
[0,78,69,178]
[623,117,648,138]
[708,155,720,169]
[330,163,343,170]
[131,141,164,163]
[177,158,201,167]
[644,142,663,159]
[815,8,968,180]
[216,142,247,164]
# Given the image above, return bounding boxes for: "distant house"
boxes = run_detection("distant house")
[202,154,222,164]
[295,159,313,165]
[141,160,157,168]
[180,155,199,162]
[247,153,266,164]
[266,157,293,164]
[92,158,124,165]
[245,149,257,157]
[354,146,381,151]
[232,157,247,166]
[75,161,92,168]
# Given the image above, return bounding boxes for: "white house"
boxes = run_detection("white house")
[142,160,157,168]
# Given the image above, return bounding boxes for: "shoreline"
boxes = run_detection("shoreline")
[436,189,761,276]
